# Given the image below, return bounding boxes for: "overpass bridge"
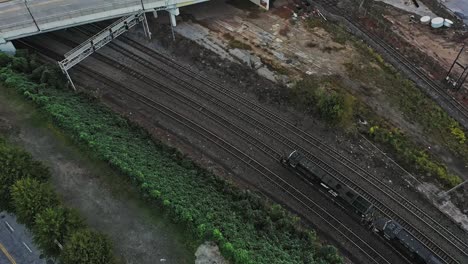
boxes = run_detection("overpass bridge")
[0,0,208,53]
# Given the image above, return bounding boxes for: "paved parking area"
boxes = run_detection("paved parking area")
[0,211,47,264]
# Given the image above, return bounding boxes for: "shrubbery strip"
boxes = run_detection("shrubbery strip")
[301,18,463,188]
[0,138,115,263]
[0,52,342,263]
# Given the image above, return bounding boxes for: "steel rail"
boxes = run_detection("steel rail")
[315,0,468,124]
[66,26,460,263]
[95,33,466,263]
[18,38,396,264]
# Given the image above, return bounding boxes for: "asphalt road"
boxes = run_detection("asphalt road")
[0,211,46,264]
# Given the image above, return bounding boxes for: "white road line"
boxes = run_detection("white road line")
[22,242,32,253]
[4,221,14,232]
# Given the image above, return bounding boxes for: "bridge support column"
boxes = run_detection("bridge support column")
[168,8,179,27]
[0,39,16,55]
[142,12,152,39]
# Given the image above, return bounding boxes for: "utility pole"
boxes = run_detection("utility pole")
[445,45,467,91]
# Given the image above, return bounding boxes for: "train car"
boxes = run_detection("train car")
[283,150,375,220]
[374,218,443,264]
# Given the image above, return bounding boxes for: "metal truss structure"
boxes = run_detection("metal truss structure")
[446,45,468,91]
[58,11,150,90]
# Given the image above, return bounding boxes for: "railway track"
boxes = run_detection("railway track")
[55,25,465,263]
[93,33,467,263]
[313,0,468,127]
[16,38,396,264]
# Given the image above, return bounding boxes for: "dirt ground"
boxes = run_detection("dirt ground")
[179,0,356,82]
[0,89,199,264]
[384,6,468,70]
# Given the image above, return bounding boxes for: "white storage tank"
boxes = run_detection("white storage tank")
[420,16,431,24]
[444,19,454,27]
[431,17,444,28]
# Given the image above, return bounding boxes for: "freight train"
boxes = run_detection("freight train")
[373,218,443,264]
[281,150,375,221]
[282,150,443,264]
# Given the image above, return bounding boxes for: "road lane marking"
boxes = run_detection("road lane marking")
[0,243,17,264]
[4,221,14,232]
[22,242,32,253]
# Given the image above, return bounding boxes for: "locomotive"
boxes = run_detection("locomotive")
[282,150,375,221]
[282,150,443,264]
[373,218,443,264]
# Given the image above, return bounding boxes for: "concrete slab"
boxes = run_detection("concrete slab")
[0,0,35,34]
[0,0,209,40]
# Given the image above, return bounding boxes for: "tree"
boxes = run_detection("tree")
[317,245,343,264]
[60,229,114,264]
[10,178,58,226]
[0,52,12,67]
[11,56,29,73]
[0,145,50,210]
[34,207,85,257]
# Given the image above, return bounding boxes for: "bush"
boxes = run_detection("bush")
[10,178,59,226]
[0,52,12,67]
[368,126,462,187]
[290,76,355,126]
[0,142,50,211]
[60,229,114,264]
[34,207,85,257]
[11,57,30,73]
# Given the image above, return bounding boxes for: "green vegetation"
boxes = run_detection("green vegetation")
[34,207,85,257]
[228,39,253,50]
[368,126,461,187]
[290,75,355,127]
[11,178,59,226]
[306,18,348,45]
[0,137,114,263]
[0,138,50,211]
[302,18,464,188]
[61,229,114,264]
[347,44,468,160]
[0,52,342,263]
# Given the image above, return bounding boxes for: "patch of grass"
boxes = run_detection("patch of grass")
[368,125,462,187]
[228,39,253,50]
[0,54,342,264]
[305,18,349,45]
[261,57,290,75]
[346,43,468,163]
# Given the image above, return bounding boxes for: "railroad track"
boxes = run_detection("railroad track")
[16,38,395,264]
[97,32,467,262]
[313,0,468,127]
[58,25,464,263]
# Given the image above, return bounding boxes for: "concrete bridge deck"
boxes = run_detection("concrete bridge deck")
[0,0,207,41]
